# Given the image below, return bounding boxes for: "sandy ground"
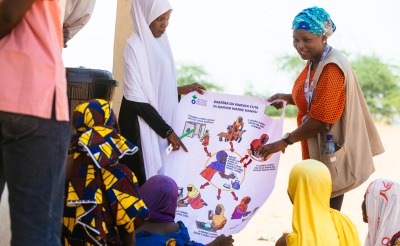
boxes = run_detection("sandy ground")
[0,118,399,245]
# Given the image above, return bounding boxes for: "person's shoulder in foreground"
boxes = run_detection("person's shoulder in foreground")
[136,175,234,246]
[362,178,400,246]
[0,0,69,120]
[276,159,361,246]
[0,1,70,245]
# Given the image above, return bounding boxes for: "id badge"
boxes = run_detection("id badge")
[301,115,309,124]
[166,144,173,155]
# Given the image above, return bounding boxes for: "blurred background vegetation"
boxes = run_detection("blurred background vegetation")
[177,52,400,124]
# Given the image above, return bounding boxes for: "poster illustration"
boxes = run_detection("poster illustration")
[164,91,285,243]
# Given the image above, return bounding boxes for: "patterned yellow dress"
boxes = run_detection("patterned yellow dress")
[62,99,149,245]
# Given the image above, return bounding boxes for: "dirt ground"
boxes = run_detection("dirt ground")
[0,118,399,246]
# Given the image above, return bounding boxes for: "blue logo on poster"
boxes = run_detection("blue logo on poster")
[191,95,197,104]
[189,94,207,106]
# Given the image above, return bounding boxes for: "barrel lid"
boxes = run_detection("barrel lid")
[66,67,118,86]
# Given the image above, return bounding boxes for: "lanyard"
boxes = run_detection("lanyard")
[304,44,331,111]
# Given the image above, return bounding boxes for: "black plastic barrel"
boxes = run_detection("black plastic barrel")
[66,67,118,117]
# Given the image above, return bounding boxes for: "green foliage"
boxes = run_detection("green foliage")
[176,63,222,92]
[276,52,400,124]
[243,84,269,98]
[264,105,298,118]
[276,54,305,78]
[351,56,400,123]
[243,85,298,118]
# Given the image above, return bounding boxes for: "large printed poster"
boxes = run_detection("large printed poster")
[164,91,285,243]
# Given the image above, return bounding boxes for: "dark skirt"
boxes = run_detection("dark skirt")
[118,97,147,186]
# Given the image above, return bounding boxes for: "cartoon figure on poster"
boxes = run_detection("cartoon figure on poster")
[196,204,227,232]
[200,130,210,146]
[178,184,208,209]
[231,116,244,132]
[231,196,252,219]
[180,121,212,157]
[200,150,235,183]
[249,134,269,159]
[216,116,246,143]
[230,116,246,142]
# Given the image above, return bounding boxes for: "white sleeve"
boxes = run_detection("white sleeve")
[63,0,96,41]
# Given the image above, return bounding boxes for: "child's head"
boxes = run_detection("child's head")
[139,175,178,222]
[363,179,400,246]
[288,159,332,206]
[72,99,118,132]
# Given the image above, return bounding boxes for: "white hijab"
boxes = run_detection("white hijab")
[123,0,177,179]
[364,179,400,246]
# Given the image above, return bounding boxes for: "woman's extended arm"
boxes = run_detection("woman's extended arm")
[129,101,172,137]
[128,101,187,151]
[257,117,328,160]
[267,93,295,109]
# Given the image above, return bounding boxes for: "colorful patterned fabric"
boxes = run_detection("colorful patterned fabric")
[364,179,400,246]
[292,6,336,37]
[292,63,345,159]
[62,99,149,245]
[286,160,361,246]
[70,99,138,168]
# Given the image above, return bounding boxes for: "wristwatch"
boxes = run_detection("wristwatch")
[282,132,293,145]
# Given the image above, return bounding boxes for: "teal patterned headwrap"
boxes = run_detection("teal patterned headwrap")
[292,6,336,37]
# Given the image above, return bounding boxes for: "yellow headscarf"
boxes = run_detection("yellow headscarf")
[286,159,361,246]
[187,184,200,198]
[212,204,227,226]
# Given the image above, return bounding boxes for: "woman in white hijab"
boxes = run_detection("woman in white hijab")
[362,178,400,246]
[119,0,205,185]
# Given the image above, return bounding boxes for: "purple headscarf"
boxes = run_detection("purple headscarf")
[139,175,178,223]
[207,150,228,172]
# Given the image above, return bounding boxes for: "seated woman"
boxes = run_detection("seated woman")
[275,159,361,246]
[209,204,227,231]
[231,196,251,220]
[136,175,234,246]
[62,99,149,245]
[362,178,400,246]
